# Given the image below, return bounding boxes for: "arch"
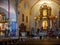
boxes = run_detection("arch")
[0,7,8,18]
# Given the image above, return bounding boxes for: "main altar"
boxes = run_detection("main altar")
[34,3,58,30]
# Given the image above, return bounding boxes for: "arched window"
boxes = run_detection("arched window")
[22,14,24,22]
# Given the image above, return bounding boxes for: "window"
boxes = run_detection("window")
[24,3,26,10]
[26,16,28,23]
[22,14,24,22]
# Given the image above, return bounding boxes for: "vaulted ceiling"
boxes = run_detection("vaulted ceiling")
[52,0,60,5]
[19,0,60,9]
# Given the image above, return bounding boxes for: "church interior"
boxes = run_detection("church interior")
[0,0,60,45]
[18,0,60,37]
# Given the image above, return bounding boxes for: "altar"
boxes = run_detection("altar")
[0,12,9,36]
[34,3,58,31]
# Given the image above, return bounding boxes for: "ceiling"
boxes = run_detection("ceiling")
[19,0,60,8]
[18,0,60,13]
[53,0,60,5]
[29,0,60,8]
